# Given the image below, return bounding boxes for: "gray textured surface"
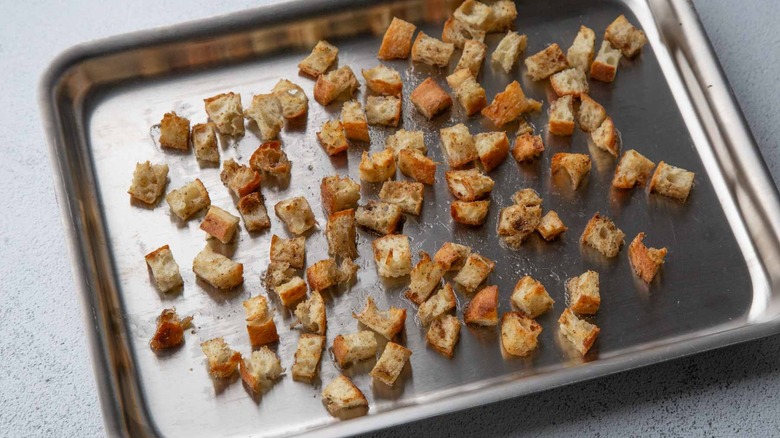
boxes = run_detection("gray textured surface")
[0,0,777,437]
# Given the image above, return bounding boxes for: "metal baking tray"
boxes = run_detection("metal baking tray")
[40,0,780,437]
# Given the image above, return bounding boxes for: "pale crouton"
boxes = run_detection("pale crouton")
[613,149,655,189]
[244,94,283,140]
[649,161,695,201]
[434,242,471,271]
[398,149,437,185]
[166,179,210,220]
[558,308,600,355]
[272,79,308,120]
[581,213,625,257]
[353,297,407,340]
[464,285,499,326]
[380,181,424,215]
[264,261,295,291]
[427,314,461,357]
[474,132,509,172]
[405,252,446,305]
[548,95,575,136]
[239,346,283,393]
[237,192,271,232]
[322,375,368,417]
[220,159,262,198]
[567,270,600,315]
[145,245,183,293]
[501,312,542,356]
[550,68,589,98]
[200,206,240,244]
[411,78,452,119]
[298,40,338,77]
[440,123,478,167]
[249,141,291,176]
[497,203,542,247]
[192,123,219,163]
[537,210,567,241]
[359,149,396,183]
[332,331,378,368]
[590,40,621,82]
[511,188,542,207]
[411,31,455,67]
[244,294,279,346]
[491,31,526,73]
[275,277,308,307]
[567,25,596,72]
[361,65,403,96]
[317,120,348,156]
[128,161,169,205]
[591,116,619,157]
[326,209,357,259]
[451,200,490,226]
[274,196,316,235]
[488,0,517,32]
[482,81,542,127]
[314,66,359,106]
[446,168,495,201]
[365,95,402,127]
[457,39,487,76]
[628,232,668,283]
[294,291,327,335]
[371,234,412,278]
[511,133,545,162]
[378,17,417,60]
[150,308,192,350]
[577,94,607,132]
[341,100,370,142]
[551,153,591,189]
[446,70,487,116]
[605,15,648,58]
[386,129,426,157]
[370,342,412,386]
[453,253,495,292]
[454,0,493,30]
[159,112,190,151]
[292,333,325,381]
[200,337,241,378]
[192,246,243,289]
[418,283,457,326]
[525,43,569,81]
[356,201,403,235]
[511,276,554,318]
[442,16,486,49]
[270,235,305,269]
[321,174,361,215]
[517,118,534,135]
[204,92,244,136]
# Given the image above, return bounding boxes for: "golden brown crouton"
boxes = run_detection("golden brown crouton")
[128,161,169,204]
[453,253,495,292]
[398,149,437,185]
[166,179,211,220]
[150,308,192,350]
[488,1,517,32]
[628,232,668,283]
[341,100,370,142]
[145,245,183,293]
[405,252,446,305]
[550,68,589,98]
[605,15,648,58]
[317,120,348,156]
[551,153,591,189]
[511,276,554,318]
[244,94,283,141]
[454,0,493,30]
[386,129,426,157]
[272,79,308,120]
[411,31,455,67]
[649,161,695,201]
[525,43,569,80]
[220,159,262,198]
[591,116,619,157]
[294,291,327,335]
[567,25,596,72]
[451,200,490,226]
[418,283,457,326]
[380,181,424,215]
[548,95,575,136]
[359,149,396,183]
[314,66,359,106]
[370,342,412,386]
[512,188,542,207]
[353,297,407,340]
[567,270,600,315]
[365,95,402,127]
[292,333,325,381]
[249,141,291,176]
[511,133,545,162]
[200,206,240,244]
[298,40,338,77]
[192,246,243,289]
[434,242,471,271]
[577,94,607,132]
[378,17,417,60]
[264,261,295,291]
[305,257,357,291]
[464,285,499,326]
[322,375,368,417]
[581,213,625,257]
[244,294,279,346]
[558,308,600,355]
[481,81,542,127]
[361,65,403,96]
[474,132,509,172]
[371,234,412,277]
[270,235,305,269]
[537,210,567,241]
[445,168,495,201]
[497,203,542,247]
[239,346,283,393]
[159,112,190,151]
[274,196,316,235]
[446,70,487,116]
[326,209,357,259]
[456,39,488,76]
[426,314,461,357]
[501,312,542,356]
[613,149,655,189]
[204,92,244,136]
[440,123,478,167]
[356,201,403,235]
[491,31,526,73]
[275,277,308,307]
[200,337,241,378]
[411,78,452,119]
[332,331,378,368]
[320,174,361,215]
[442,16,486,50]
[590,41,621,82]
[237,192,271,232]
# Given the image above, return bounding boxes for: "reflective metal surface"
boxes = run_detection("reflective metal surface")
[40,0,780,437]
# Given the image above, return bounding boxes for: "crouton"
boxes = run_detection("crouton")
[353,297,407,340]
[361,65,403,96]
[629,232,668,283]
[442,16,486,50]
[474,132,509,172]
[192,122,219,163]
[305,258,356,292]
[332,331,378,368]
[577,94,607,132]
[418,283,457,326]
[220,159,262,198]
[371,234,412,278]
[192,246,243,289]
[511,133,545,162]
[292,333,325,381]
[370,342,412,386]
[511,276,554,318]
[453,253,495,292]
[298,40,339,77]
[269,235,305,269]
[550,68,589,98]
[512,188,542,207]
[200,337,241,378]
[464,285,499,326]
[159,112,190,151]
[434,242,471,271]
[613,149,655,189]
[567,270,600,315]
[317,120,348,156]
[567,25,596,72]
[128,161,169,205]
[451,200,490,226]
[326,209,357,259]
[454,0,493,30]
[558,308,600,355]
[166,179,210,220]
[341,100,370,142]
[551,153,591,189]
[365,95,402,127]
[481,81,542,127]
[491,31,526,73]
[548,95,575,136]
[274,196,316,235]
[398,149,437,185]
[497,203,542,247]
[244,94,283,140]
[537,211,567,241]
[200,206,240,244]
[359,149,396,183]
[405,252,446,305]
[275,277,308,307]
[605,15,647,58]
[446,70,487,116]
[204,92,244,136]
[411,31,455,67]
[525,43,569,81]
[356,201,403,235]
[590,41,621,82]
[440,123,477,167]
[237,192,271,232]
[591,116,619,157]
[501,312,542,356]
[488,0,517,32]
[294,291,327,335]
[150,308,192,350]
[239,346,283,393]
[264,261,295,290]
[272,79,308,120]
[322,375,368,417]
[649,161,695,201]
[457,39,488,76]
[378,17,417,60]
[321,174,361,215]
[379,181,424,216]
[244,294,279,346]
[314,66,359,106]
[386,129,426,157]
[426,314,461,357]
[145,245,183,293]
[446,168,495,201]
[411,78,452,119]
[581,213,625,257]
[249,141,291,176]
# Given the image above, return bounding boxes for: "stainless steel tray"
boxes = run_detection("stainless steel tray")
[40,0,780,437]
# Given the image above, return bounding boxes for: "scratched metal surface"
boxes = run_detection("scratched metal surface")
[47,0,778,437]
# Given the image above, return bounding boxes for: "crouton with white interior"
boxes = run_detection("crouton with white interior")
[551,153,591,189]
[567,25,596,72]
[386,129,426,157]
[380,181,424,215]
[482,81,542,127]
[446,69,487,116]
[200,206,240,244]
[220,159,262,198]
[550,68,589,98]
[239,347,283,393]
[512,188,542,207]
[321,174,361,215]
[237,192,270,232]
[511,276,554,318]
[613,149,655,189]
[359,149,396,183]
[411,78,452,119]
[629,232,668,283]
[322,375,368,417]
[501,312,542,356]
[453,0,493,30]
[269,235,305,269]
[356,201,403,235]
[457,39,488,76]
[442,16,486,50]
[434,242,471,271]
[427,314,461,357]
[159,112,190,151]
[353,297,407,340]
[559,308,600,355]
[605,15,648,58]
[590,41,622,82]
[649,161,695,201]
[371,234,412,278]
[332,331,378,368]
[464,285,499,326]
[411,31,455,67]
[548,95,575,136]
[511,133,545,162]
[488,0,517,32]
[314,66,359,106]
[166,178,210,220]
[440,123,478,167]
[341,100,370,142]
[591,116,619,157]
[581,212,625,257]
[524,43,569,81]
[451,200,490,226]
[292,334,325,381]
[567,270,600,315]
[365,95,402,127]
[275,276,308,307]
[378,17,417,60]
[474,132,509,172]
[370,342,412,386]
[204,92,244,136]
[150,308,192,351]
[272,79,308,120]
[298,40,338,77]
[453,253,495,292]
[398,149,437,185]
[200,337,241,378]
[145,245,183,293]
[361,65,403,96]
[445,168,495,201]
[497,203,542,247]
[326,209,357,258]
[491,31,526,73]
[537,210,567,241]
[244,294,279,346]
[192,123,219,163]
[317,120,348,156]
[274,196,316,235]
[418,283,457,326]
[244,94,283,141]
[192,246,243,289]
[294,291,327,335]
[577,94,607,132]
[128,161,168,205]
[405,251,446,305]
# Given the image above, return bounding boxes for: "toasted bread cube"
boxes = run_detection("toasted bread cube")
[341,100,370,142]
[488,0,517,32]
[454,0,493,30]
[128,161,169,205]
[474,132,509,172]
[249,141,291,176]
[145,245,183,293]
[453,253,495,292]
[192,246,243,289]
[320,174,360,215]
[353,297,407,340]
[272,79,308,120]
[317,120,348,156]
[398,149,437,185]
[411,78,452,119]
[365,95,402,127]
[501,312,542,356]
[379,181,424,216]
[581,213,625,257]
[386,129,426,157]
[264,260,295,289]
[244,295,279,346]
[150,308,192,350]
[550,68,589,98]
[269,235,305,269]
[613,149,655,189]
[192,122,219,163]
[378,17,416,60]
[204,92,244,136]
[537,211,567,241]
[497,204,542,247]
[275,276,308,307]
[241,95,281,139]
[591,116,619,157]
[464,285,499,326]
[200,337,241,378]
[457,39,487,76]
[294,291,327,335]
[567,270,600,315]
[605,15,647,58]
[236,193,271,232]
[356,201,403,235]
[220,159,262,198]
[359,149,396,183]
[326,209,358,259]
[434,242,471,271]
[511,276,554,318]
[551,153,591,189]
[332,331,378,368]
[298,40,338,77]
[559,308,600,355]
[629,232,668,283]
[445,168,494,201]
[440,124,477,167]
[511,133,545,162]
[482,81,542,127]
[292,333,325,381]
[405,252,446,305]
[491,31,526,73]
[370,342,412,386]
[442,16,486,50]
[577,94,607,132]
[517,118,534,135]
[239,346,283,393]
[451,200,490,225]
[411,31,455,67]
[306,258,338,291]
[567,25,596,72]
[200,206,240,244]
[446,70,487,116]
[166,179,210,220]
[512,188,542,207]
[426,314,461,357]
[159,112,190,151]
[649,161,695,201]
[418,283,457,325]
[590,41,621,82]
[362,65,403,96]
[275,196,316,235]
[372,234,412,278]
[314,66,359,106]
[525,43,569,81]
[322,375,368,417]
[548,95,575,136]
